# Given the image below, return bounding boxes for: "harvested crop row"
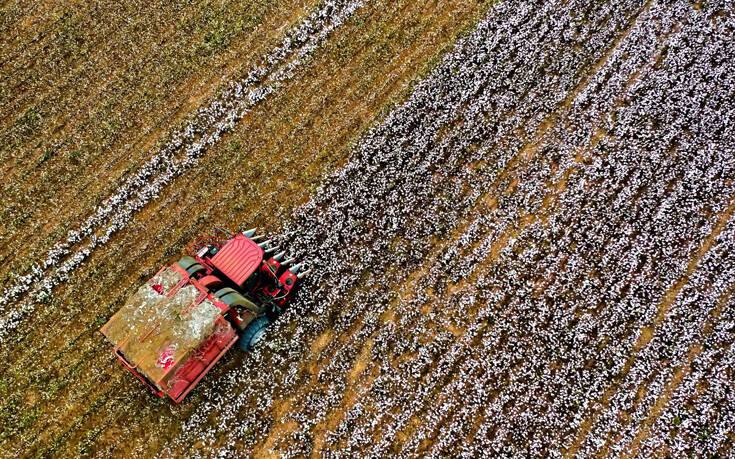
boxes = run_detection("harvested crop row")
[0,0,366,333]
[0,0,315,272]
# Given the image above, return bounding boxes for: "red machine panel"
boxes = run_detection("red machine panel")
[210,234,264,287]
[165,317,237,402]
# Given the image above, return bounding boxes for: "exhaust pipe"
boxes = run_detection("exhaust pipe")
[242,228,256,238]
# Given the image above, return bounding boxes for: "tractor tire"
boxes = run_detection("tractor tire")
[185,263,206,276]
[214,288,260,314]
[177,256,199,270]
[238,316,271,351]
[213,287,237,298]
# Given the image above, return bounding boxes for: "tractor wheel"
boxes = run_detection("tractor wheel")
[238,316,271,350]
[177,256,199,270]
[185,263,206,276]
[214,288,260,314]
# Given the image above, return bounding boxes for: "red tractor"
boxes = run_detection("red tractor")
[100,228,310,402]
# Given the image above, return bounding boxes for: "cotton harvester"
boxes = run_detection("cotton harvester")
[100,228,310,402]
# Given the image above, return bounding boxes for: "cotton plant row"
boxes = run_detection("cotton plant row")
[573,10,735,455]
[162,0,715,455]
[638,296,735,457]
[437,9,735,455]
[459,155,734,457]
[179,1,732,457]
[579,209,735,456]
[276,0,665,454]
[0,0,366,340]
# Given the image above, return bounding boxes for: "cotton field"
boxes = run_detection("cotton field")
[0,0,733,457]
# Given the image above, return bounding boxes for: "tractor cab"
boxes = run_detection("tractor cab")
[100,228,310,402]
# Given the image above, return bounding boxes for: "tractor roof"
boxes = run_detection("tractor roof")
[100,265,228,388]
[210,234,264,287]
